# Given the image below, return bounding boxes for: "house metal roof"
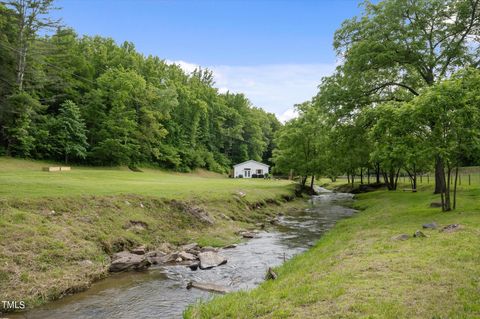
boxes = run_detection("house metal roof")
[233,160,270,168]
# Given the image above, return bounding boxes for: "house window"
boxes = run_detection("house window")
[244,168,251,178]
[256,169,263,175]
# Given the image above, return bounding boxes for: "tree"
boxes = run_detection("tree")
[333,0,480,193]
[54,100,87,163]
[4,0,60,90]
[273,102,325,192]
[1,91,41,156]
[367,102,429,190]
[412,68,480,210]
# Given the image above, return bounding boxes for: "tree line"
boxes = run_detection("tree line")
[273,0,480,211]
[0,0,280,173]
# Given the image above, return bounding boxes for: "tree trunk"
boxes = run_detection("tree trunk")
[453,165,459,210]
[15,1,28,91]
[434,157,444,194]
[360,167,363,184]
[310,175,315,194]
[393,168,400,190]
[301,175,307,187]
[347,174,350,184]
[376,163,381,184]
[443,164,451,211]
[412,164,417,191]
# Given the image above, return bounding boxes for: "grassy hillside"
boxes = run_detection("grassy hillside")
[0,157,298,311]
[185,183,480,318]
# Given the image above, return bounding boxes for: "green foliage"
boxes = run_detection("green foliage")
[1,92,41,157]
[0,10,279,171]
[54,100,88,163]
[273,0,480,205]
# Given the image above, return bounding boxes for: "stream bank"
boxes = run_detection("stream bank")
[6,188,356,319]
[0,188,302,315]
[185,185,480,319]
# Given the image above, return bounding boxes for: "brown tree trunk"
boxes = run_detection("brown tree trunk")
[434,157,444,194]
[443,164,451,211]
[310,175,315,193]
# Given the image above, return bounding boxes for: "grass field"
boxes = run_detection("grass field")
[0,157,299,311]
[185,182,480,318]
[0,157,293,201]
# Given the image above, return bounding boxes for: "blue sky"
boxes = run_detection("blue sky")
[56,0,365,121]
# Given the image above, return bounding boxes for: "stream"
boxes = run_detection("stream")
[11,188,355,319]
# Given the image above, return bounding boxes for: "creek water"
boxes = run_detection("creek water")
[11,188,355,319]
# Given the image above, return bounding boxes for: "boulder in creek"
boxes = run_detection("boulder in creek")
[180,243,200,253]
[186,281,230,293]
[240,231,257,239]
[198,251,227,270]
[145,251,166,264]
[109,251,151,272]
[200,246,218,253]
[413,230,427,238]
[422,222,437,229]
[223,244,237,249]
[441,224,462,233]
[392,234,410,241]
[179,251,197,261]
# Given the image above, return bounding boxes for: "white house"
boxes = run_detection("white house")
[233,160,269,178]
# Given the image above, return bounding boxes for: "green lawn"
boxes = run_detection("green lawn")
[185,183,480,318]
[0,157,298,311]
[0,157,293,201]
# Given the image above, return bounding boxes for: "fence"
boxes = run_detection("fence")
[349,172,480,187]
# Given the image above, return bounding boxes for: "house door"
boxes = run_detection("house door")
[244,169,251,178]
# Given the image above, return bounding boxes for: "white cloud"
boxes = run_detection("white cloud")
[167,60,336,122]
[278,108,299,123]
[165,60,199,74]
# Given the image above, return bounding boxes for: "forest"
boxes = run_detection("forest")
[273,0,480,211]
[0,1,280,173]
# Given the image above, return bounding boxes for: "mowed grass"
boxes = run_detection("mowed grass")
[185,183,480,318]
[0,157,293,201]
[0,157,299,311]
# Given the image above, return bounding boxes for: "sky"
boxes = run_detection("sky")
[55,0,365,122]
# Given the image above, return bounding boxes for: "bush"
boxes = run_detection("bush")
[238,174,243,178]
[252,174,258,178]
